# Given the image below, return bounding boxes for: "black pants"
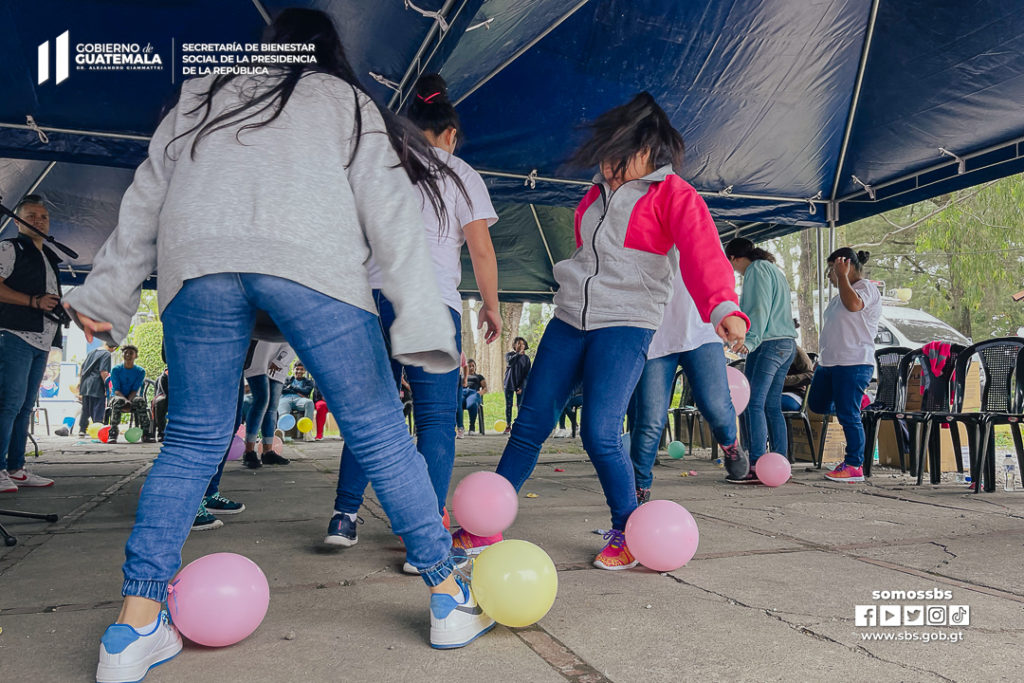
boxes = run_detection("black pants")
[504,388,522,424]
[78,395,106,434]
[152,395,168,437]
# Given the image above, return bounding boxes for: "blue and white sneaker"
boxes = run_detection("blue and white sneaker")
[429,576,495,649]
[324,513,363,547]
[96,610,182,683]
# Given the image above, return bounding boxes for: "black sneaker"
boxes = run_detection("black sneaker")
[203,491,246,514]
[142,434,155,443]
[721,442,750,481]
[324,513,363,547]
[261,451,290,465]
[242,450,262,469]
[192,503,224,531]
[636,487,651,505]
[726,472,762,485]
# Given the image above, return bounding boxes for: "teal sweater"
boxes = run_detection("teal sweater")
[739,260,797,351]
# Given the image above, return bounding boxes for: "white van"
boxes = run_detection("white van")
[873,305,971,352]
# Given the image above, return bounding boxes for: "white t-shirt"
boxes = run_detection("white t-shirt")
[244,341,292,379]
[818,279,882,367]
[0,240,58,352]
[647,270,722,359]
[366,150,497,313]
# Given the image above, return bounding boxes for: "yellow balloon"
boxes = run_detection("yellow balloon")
[296,417,314,433]
[87,423,102,438]
[472,540,557,627]
[493,419,507,433]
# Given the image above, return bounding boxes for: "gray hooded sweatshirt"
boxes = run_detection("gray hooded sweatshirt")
[64,72,457,373]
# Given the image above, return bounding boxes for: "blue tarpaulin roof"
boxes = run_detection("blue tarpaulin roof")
[2,1,1023,298]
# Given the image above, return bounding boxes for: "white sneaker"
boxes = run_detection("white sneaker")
[429,576,495,649]
[96,610,182,683]
[0,470,18,493]
[8,469,54,488]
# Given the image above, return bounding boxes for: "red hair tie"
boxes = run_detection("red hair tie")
[416,91,441,103]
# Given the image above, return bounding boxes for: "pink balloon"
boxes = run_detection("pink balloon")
[452,471,518,537]
[726,366,750,415]
[168,553,269,647]
[272,436,284,452]
[235,424,246,439]
[226,436,245,461]
[624,500,699,572]
[755,452,791,487]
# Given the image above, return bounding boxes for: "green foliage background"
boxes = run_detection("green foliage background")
[127,321,165,379]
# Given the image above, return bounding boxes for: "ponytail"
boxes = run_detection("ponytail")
[406,73,461,140]
[827,247,869,271]
[725,238,777,264]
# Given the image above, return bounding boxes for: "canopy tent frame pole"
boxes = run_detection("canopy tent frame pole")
[454,0,594,106]
[0,121,151,142]
[0,161,56,236]
[528,204,557,291]
[816,226,824,334]
[250,0,272,24]
[829,0,879,203]
[477,169,831,208]
[386,0,458,111]
[392,0,478,112]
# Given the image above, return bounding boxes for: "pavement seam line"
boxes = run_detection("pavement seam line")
[659,572,955,682]
[0,461,152,577]
[513,624,614,683]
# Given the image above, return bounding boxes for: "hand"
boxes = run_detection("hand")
[832,257,852,280]
[64,303,113,343]
[716,315,748,352]
[735,343,749,355]
[268,363,282,374]
[516,388,522,395]
[35,293,60,312]
[477,304,502,344]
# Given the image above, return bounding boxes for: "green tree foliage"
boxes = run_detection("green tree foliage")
[127,320,165,378]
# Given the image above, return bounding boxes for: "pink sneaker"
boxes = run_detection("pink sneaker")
[593,530,638,570]
[825,463,864,482]
[451,528,502,555]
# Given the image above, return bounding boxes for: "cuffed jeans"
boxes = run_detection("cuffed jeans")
[0,331,48,472]
[335,293,461,518]
[741,338,796,464]
[628,342,737,489]
[121,273,455,602]
[495,318,652,531]
[806,364,874,467]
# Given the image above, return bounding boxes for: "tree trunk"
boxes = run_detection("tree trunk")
[797,228,820,353]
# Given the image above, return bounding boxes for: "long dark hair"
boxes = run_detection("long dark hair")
[568,92,685,180]
[165,8,457,225]
[725,238,777,264]
[827,247,870,272]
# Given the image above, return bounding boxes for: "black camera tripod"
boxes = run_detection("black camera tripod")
[0,434,59,546]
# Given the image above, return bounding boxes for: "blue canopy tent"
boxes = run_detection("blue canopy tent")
[2,0,1023,304]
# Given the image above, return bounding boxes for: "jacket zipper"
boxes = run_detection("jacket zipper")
[580,185,609,329]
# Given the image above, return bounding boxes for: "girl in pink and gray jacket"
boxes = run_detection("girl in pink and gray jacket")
[451,93,749,570]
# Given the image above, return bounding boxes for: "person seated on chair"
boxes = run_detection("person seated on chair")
[457,359,486,435]
[79,341,117,436]
[0,193,61,491]
[278,362,315,424]
[781,340,814,412]
[108,345,152,443]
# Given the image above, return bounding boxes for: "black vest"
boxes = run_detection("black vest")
[0,234,64,348]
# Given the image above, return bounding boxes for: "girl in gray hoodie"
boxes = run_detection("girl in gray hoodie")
[65,10,493,682]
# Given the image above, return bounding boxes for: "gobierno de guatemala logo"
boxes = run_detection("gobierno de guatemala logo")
[38,30,164,85]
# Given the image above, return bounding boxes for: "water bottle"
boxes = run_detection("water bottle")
[1004,454,1017,492]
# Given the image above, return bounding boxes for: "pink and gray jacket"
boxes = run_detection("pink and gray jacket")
[552,165,748,333]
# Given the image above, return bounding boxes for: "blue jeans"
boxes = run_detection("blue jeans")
[504,388,522,423]
[495,318,653,531]
[0,331,49,471]
[334,294,461,517]
[806,364,874,467]
[205,378,246,499]
[279,394,315,420]
[628,342,737,489]
[457,389,483,431]
[741,338,797,463]
[245,375,283,444]
[122,273,455,601]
